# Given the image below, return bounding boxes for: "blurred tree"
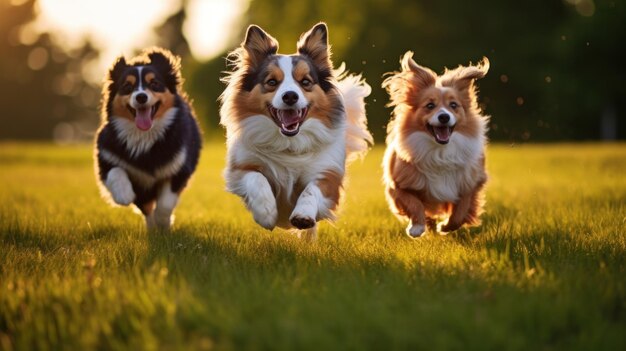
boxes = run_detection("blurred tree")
[185,0,625,141]
[1,0,623,141]
[0,0,101,141]
[551,0,626,140]
[154,1,191,59]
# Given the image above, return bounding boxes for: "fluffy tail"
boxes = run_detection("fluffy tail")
[335,63,374,163]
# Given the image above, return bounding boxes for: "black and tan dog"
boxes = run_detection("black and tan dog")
[95,48,201,229]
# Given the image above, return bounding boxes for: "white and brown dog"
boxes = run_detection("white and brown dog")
[220,23,372,240]
[382,52,490,238]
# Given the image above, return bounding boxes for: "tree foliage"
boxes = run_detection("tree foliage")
[1,0,624,141]
[186,0,625,141]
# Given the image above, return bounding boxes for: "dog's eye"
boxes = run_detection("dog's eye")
[149,80,163,91]
[266,79,278,87]
[426,102,436,110]
[450,102,458,109]
[301,78,312,87]
[119,83,133,95]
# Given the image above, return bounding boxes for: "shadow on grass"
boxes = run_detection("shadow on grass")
[137,221,626,350]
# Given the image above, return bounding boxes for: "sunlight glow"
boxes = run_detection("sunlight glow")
[30,0,248,82]
[33,0,179,53]
[31,0,178,82]
[183,0,249,61]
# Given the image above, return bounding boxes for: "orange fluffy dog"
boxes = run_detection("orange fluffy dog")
[382,52,490,238]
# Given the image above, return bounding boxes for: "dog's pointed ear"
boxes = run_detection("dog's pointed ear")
[401,51,436,89]
[242,25,278,66]
[442,57,489,106]
[146,48,182,93]
[450,57,490,92]
[297,22,331,71]
[108,55,127,82]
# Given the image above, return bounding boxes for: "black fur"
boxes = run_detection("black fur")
[241,56,277,92]
[95,48,201,216]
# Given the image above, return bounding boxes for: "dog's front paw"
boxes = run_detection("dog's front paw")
[112,188,135,206]
[290,214,316,230]
[250,196,277,230]
[406,223,426,238]
[253,209,277,231]
[106,168,135,206]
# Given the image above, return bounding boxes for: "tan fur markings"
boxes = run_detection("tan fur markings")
[264,62,284,91]
[293,60,313,86]
[112,94,134,120]
[125,75,136,86]
[232,163,262,172]
[226,62,288,123]
[145,72,155,82]
[316,170,343,210]
[151,89,175,120]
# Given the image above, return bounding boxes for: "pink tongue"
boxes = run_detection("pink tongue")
[135,108,152,131]
[279,109,300,126]
[434,126,451,141]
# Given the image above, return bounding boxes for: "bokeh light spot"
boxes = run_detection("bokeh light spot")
[27,47,49,71]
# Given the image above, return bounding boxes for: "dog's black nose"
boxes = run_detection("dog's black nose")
[438,113,450,124]
[282,91,299,106]
[135,93,148,104]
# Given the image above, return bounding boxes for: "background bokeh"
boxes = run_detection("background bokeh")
[1,0,624,142]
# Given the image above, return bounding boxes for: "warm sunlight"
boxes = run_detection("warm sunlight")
[184,0,248,61]
[30,0,247,80]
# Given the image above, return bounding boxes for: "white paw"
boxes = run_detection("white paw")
[290,183,321,230]
[152,183,177,230]
[106,168,135,206]
[242,173,277,230]
[249,192,277,230]
[290,200,318,226]
[406,223,426,238]
[289,213,316,230]
[252,207,277,230]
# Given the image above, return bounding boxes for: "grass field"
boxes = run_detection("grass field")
[0,142,625,350]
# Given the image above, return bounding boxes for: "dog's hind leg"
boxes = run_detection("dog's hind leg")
[441,179,486,233]
[138,201,156,229]
[154,182,179,229]
[386,186,427,238]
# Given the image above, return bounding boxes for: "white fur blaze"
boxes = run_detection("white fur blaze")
[105,167,135,206]
[335,64,373,163]
[237,172,278,230]
[153,182,179,229]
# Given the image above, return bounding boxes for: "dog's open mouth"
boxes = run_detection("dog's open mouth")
[427,124,454,144]
[127,102,161,131]
[268,105,309,137]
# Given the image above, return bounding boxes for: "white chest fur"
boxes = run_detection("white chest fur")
[227,115,346,199]
[111,107,178,158]
[100,147,187,189]
[397,131,485,202]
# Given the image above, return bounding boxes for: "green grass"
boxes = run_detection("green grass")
[0,142,625,350]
